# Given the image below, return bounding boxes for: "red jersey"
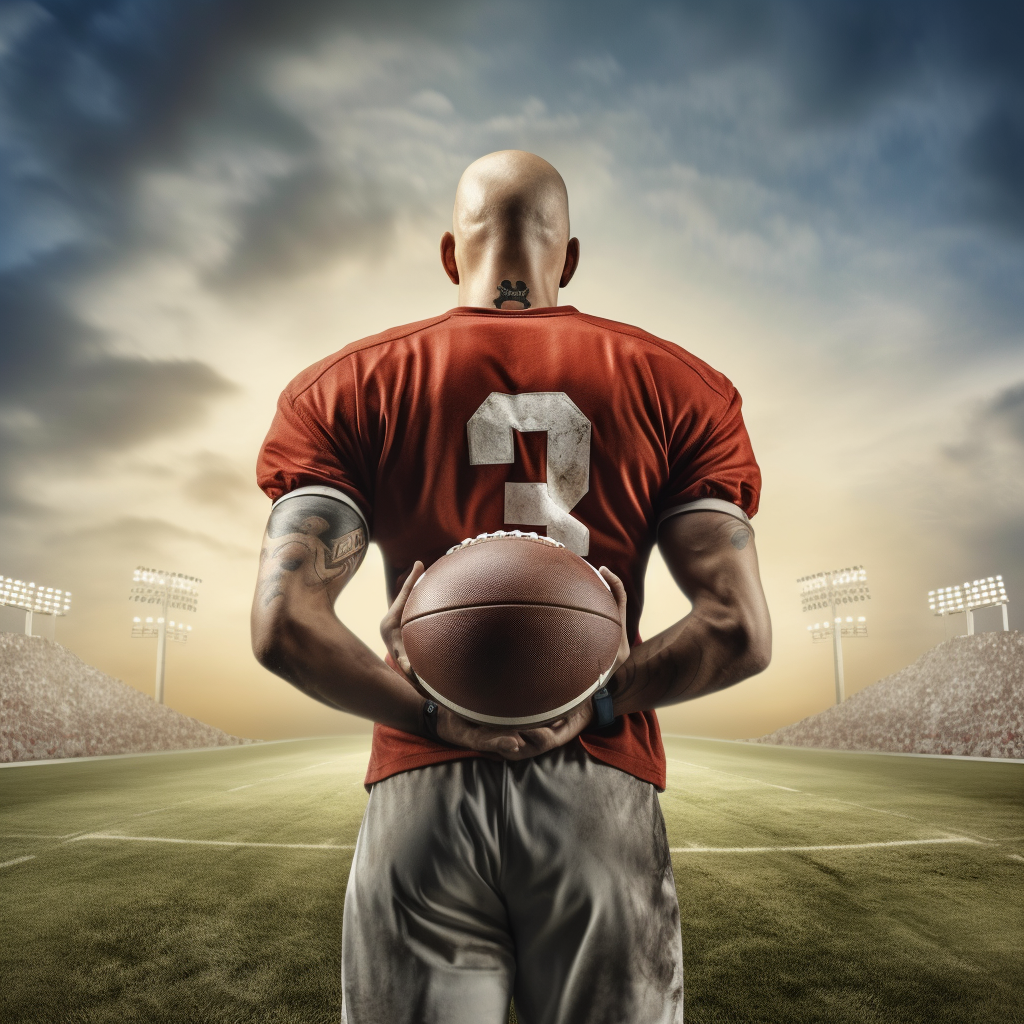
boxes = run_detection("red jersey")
[257,305,761,789]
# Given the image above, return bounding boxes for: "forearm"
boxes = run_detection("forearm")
[609,510,772,716]
[609,603,769,716]
[254,600,425,734]
[251,492,429,739]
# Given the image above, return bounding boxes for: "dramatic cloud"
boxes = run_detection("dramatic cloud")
[0,263,235,514]
[0,0,1021,738]
[211,163,399,287]
[54,515,252,561]
[182,452,250,508]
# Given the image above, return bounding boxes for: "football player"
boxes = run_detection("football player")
[252,150,771,1024]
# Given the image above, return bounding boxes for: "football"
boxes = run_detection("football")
[400,531,621,726]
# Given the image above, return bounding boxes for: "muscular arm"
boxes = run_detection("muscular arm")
[251,493,523,757]
[609,510,771,716]
[250,494,426,733]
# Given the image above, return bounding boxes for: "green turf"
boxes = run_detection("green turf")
[1,736,1021,1023]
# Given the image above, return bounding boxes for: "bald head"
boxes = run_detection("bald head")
[441,151,579,310]
[454,150,569,251]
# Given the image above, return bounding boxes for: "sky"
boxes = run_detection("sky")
[1,0,1022,742]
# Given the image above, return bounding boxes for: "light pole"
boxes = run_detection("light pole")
[928,576,1008,635]
[798,565,871,704]
[0,576,72,639]
[129,567,200,704]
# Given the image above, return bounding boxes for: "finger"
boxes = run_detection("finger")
[470,730,521,758]
[599,566,628,614]
[381,561,425,654]
[395,561,425,607]
[442,711,522,757]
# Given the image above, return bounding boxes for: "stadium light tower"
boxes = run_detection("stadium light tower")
[797,565,871,705]
[0,575,72,639]
[129,567,200,704]
[928,575,1009,635]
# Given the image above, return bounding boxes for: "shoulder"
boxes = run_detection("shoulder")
[281,311,455,403]
[572,312,737,404]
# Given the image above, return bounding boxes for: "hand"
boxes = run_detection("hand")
[599,566,631,676]
[379,561,425,682]
[435,698,595,761]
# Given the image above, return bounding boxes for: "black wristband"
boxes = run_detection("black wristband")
[423,699,440,740]
[592,686,616,729]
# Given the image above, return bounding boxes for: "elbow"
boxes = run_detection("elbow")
[711,605,771,683]
[734,612,772,678]
[251,604,299,677]
[743,625,772,676]
[251,628,279,672]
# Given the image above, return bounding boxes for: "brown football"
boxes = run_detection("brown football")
[401,532,621,725]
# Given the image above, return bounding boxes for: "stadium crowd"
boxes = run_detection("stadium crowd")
[758,632,1023,759]
[0,632,249,762]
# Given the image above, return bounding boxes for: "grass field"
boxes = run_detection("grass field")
[1,735,1021,1024]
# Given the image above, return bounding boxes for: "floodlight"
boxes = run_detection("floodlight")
[129,565,201,704]
[927,574,1009,634]
[0,573,73,637]
[797,563,870,705]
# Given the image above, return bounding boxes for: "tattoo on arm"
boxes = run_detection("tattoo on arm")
[258,496,367,606]
[494,279,531,309]
[729,527,750,550]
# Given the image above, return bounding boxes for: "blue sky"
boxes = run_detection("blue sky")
[1,0,1022,739]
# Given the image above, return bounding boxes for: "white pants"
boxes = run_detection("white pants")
[341,741,684,1024]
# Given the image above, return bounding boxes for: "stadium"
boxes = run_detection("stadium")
[2,633,1022,1023]
[3,1,1024,1021]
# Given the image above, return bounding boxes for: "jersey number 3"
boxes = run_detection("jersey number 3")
[467,392,591,556]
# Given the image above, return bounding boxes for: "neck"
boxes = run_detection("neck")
[457,251,561,310]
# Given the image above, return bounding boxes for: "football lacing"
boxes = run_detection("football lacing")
[445,530,566,557]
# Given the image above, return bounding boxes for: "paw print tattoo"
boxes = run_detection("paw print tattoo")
[494,280,531,309]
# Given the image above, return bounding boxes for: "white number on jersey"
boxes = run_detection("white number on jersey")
[467,392,591,555]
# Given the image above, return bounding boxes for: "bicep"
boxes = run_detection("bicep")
[255,494,368,613]
[657,510,763,608]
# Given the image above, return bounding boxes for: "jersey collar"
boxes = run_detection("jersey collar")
[447,305,580,317]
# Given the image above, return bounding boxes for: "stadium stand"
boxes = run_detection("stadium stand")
[0,632,251,762]
[757,631,1023,758]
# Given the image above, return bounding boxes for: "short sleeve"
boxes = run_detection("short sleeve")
[256,366,374,529]
[657,386,760,524]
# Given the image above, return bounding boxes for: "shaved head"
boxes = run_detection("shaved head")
[454,150,570,252]
[441,151,579,310]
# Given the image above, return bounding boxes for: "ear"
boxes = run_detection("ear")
[559,237,580,289]
[440,232,460,285]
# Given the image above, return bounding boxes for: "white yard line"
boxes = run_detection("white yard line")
[0,737,373,769]
[227,759,343,791]
[132,803,199,818]
[666,758,996,843]
[7,754,366,856]
[2,833,79,839]
[68,833,355,851]
[807,797,996,842]
[0,855,37,869]
[669,837,984,854]
[666,758,802,791]
[661,735,1024,764]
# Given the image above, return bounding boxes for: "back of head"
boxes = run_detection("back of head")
[454,150,569,254]
[447,151,575,309]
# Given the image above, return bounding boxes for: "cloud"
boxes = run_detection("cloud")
[944,381,1024,465]
[210,162,398,286]
[0,263,235,512]
[182,453,250,508]
[54,515,252,560]
[984,382,1024,444]
[964,99,1024,232]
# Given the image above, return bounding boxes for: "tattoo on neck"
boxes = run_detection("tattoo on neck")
[730,528,750,550]
[494,280,531,309]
